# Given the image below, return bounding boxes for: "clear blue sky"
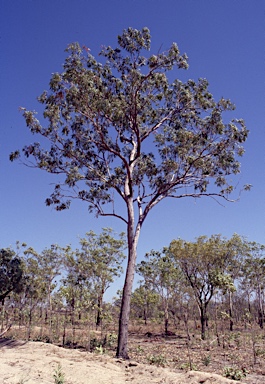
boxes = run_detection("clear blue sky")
[1,1,264,298]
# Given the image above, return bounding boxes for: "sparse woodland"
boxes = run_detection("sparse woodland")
[1,231,265,381]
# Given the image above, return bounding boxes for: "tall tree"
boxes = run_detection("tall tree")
[11,28,249,358]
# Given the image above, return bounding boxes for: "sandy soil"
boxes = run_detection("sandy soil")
[0,338,246,384]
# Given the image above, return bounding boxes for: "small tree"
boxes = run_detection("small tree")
[18,256,47,339]
[130,286,160,325]
[24,245,63,325]
[240,242,265,328]
[137,249,181,334]
[78,228,125,328]
[60,247,93,344]
[12,28,249,358]
[170,235,240,339]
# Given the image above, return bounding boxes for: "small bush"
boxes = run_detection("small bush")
[90,337,103,351]
[223,366,248,381]
[201,354,211,366]
[255,348,265,357]
[32,335,51,343]
[53,363,65,384]
[136,345,144,354]
[95,345,105,354]
[147,354,167,367]
[180,362,197,371]
[106,333,118,348]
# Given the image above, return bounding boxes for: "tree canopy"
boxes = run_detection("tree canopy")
[11,27,249,216]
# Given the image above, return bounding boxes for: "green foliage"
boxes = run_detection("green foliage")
[170,234,243,299]
[147,354,167,367]
[23,244,63,304]
[0,248,24,304]
[53,363,65,384]
[106,332,118,348]
[228,332,242,348]
[136,345,145,355]
[59,228,125,327]
[137,248,183,331]
[255,348,265,358]
[95,345,105,354]
[78,228,126,293]
[138,248,181,293]
[130,285,160,321]
[223,366,248,381]
[169,234,246,339]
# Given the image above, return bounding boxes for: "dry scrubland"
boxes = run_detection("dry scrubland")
[1,322,265,383]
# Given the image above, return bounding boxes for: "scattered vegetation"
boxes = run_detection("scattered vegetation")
[1,231,265,381]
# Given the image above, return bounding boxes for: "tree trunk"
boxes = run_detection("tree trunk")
[164,299,169,335]
[257,285,264,329]
[200,305,207,340]
[1,304,5,332]
[228,291,234,332]
[116,198,141,359]
[143,306,147,325]
[27,299,33,340]
[116,242,137,358]
[96,293,103,329]
[183,311,191,341]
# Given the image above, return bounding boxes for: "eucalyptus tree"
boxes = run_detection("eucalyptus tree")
[170,235,241,339]
[24,245,63,324]
[137,249,182,334]
[11,28,249,358]
[240,242,265,328]
[130,286,160,325]
[78,228,125,328]
[59,247,94,345]
[221,234,248,331]
[60,246,92,319]
[18,255,48,338]
[0,248,23,305]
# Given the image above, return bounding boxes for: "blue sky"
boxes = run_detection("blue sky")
[1,1,264,299]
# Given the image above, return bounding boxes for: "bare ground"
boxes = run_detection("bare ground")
[0,337,258,384]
